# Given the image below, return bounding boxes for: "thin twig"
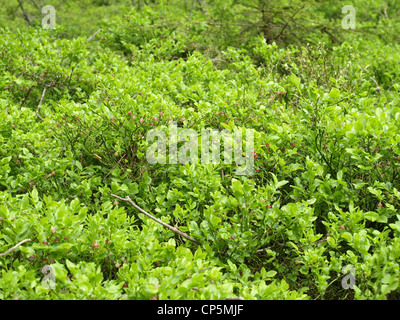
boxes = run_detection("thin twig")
[0,239,31,256]
[211,58,227,68]
[256,246,271,253]
[110,194,200,244]
[384,5,389,20]
[85,29,102,43]
[274,4,306,40]
[104,154,127,179]
[379,4,389,20]
[36,86,49,121]
[127,20,265,29]
[17,0,32,27]
[20,85,33,107]
[195,266,213,273]
[310,238,327,247]
[256,237,327,253]
[370,77,381,95]
[226,297,245,300]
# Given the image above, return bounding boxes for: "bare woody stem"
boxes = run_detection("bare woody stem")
[370,77,381,95]
[36,86,50,120]
[17,0,32,27]
[0,239,31,256]
[86,29,102,43]
[110,194,200,244]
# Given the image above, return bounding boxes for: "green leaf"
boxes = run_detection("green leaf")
[377,215,388,223]
[66,259,78,274]
[231,179,243,198]
[265,270,277,277]
[288,74,300,89]
[143,171,152,185]
[276,180,289,189]
[364,211,379,222]
[329,88,340,100]
[0,156,11,165]
[31,188,39,204]
[75,160,83,171]
[55,243,74,251]
[227,259,237,272]
[341,232,352,241]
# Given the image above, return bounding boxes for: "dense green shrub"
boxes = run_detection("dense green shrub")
[1,0,400,300]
